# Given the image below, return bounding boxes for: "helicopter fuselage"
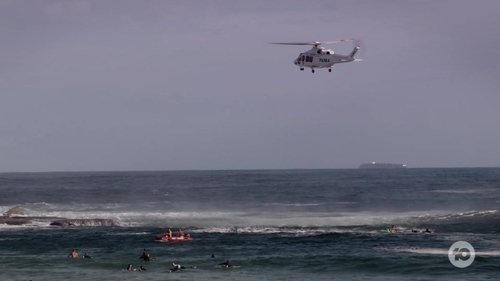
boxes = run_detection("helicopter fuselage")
[294,46,355,70]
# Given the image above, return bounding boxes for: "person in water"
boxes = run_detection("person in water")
[423,228,432,233]
[83,252,92,259]
[140,249,152,262]
[126,264,145,272]
[170,262,185,272]
[166,228,173,238]
[177,228,185,238]
[68,248,79,259]
[387,225,397,233]
[220,260,232,268]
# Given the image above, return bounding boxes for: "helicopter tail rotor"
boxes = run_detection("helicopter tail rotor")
[349,46,360,58]
[351,38,365,57]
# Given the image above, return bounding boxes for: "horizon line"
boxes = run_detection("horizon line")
[1,166,500,174]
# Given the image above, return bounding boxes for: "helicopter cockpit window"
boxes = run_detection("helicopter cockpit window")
[301,56,305,62]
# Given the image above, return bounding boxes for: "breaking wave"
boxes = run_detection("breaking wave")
[390,247,500,257]
[1,203,498,234]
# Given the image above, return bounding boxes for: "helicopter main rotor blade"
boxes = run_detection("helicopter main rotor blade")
[325,38,365,54]
[321,39,353,44]
[270,42,320,46]
[270,39,356,46]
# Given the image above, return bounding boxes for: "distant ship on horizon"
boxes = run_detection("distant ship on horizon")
[359,162,407,169]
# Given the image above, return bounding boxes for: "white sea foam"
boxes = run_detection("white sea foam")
[410,210,498,222]
[392,247,500,257]
[0,220,52,230]
[2,202,498,231]
[333,201,357,205]
[430,188,499,194]
[189,225,382,236]
[394,247,448,255]
[261,202,322,207]
[2,207,407,228]
[107,232,151,236]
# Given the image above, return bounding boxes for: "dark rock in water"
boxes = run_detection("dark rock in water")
[50,218,119,227]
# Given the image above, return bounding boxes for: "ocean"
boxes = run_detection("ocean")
[0,168,499,280]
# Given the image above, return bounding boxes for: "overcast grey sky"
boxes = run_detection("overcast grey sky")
[1,0,500,172]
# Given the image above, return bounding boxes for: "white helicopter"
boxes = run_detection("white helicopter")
[272,39,362,73]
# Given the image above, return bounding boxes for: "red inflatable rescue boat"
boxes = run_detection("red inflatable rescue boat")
[154,235,193,242]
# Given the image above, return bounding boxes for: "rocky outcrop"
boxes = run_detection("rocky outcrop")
[0,206,119,227]
[0,216,31,225]
[0,206,30,225]
[3,206,25,217]
[49,218,119,227]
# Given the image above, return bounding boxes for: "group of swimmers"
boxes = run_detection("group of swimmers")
[68,228,234,273]
[124,248,153,271]
[128,249,233,273]
[169,259,232,272]
[68,248,149,272]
